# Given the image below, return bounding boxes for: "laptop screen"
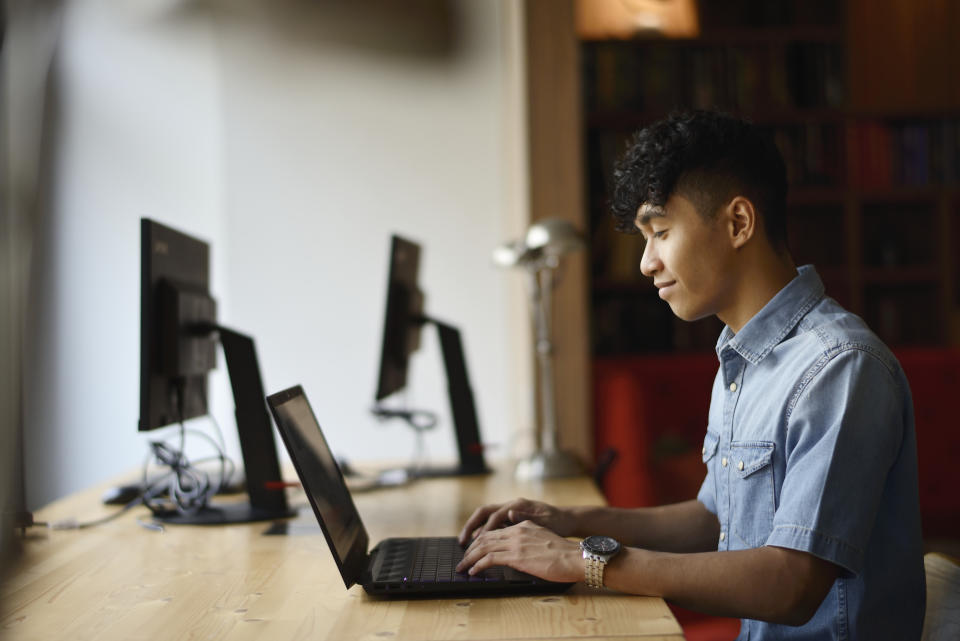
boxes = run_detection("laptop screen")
[268,386,368,580]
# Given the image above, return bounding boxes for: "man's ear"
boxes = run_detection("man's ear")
[725,196,756,249]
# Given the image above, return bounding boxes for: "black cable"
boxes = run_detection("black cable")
[20,404,237,532]
[137,384,236,517]
[51,496,144,530]
[370,403,440,474]
[47,481,170,531]
[140,425,235,517]
[146,439,210,516]
[370,405,438,432]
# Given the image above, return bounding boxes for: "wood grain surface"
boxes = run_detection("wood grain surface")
[2,465,683,641]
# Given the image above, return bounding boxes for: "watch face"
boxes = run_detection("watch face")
[583,535,620,555]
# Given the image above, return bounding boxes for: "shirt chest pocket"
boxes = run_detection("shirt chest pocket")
[729,442,775,549]
[702,431,720,464]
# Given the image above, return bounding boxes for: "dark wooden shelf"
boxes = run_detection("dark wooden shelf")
[815,266,849,282]
[602,25,844,46]
[788,188,848,204]
[855,187,960,203]
[844,106,960,120]
[789,187,960,205]
[583,5,960,355]
[586,109,847,131]
[862,267,942,286]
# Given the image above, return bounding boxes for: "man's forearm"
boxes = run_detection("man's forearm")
[567,499,720,553]
[603,545,838,626]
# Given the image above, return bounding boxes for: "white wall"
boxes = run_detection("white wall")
[23,0,531,508]
[24,1,227,509]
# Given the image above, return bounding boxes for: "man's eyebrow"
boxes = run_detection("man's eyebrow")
[635,203,667,227]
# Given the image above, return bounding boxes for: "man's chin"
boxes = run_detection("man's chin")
[667,303,710,323]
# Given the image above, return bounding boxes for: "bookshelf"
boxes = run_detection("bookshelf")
[582,1,960,355]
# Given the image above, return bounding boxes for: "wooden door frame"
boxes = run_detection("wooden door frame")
[523,0,592,465]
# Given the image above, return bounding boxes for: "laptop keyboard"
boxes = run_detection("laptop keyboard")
[374,537,527,585]
[411,538,504,583]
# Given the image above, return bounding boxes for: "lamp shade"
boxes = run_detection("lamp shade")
[524,218,585,257]
[491,240,539,268]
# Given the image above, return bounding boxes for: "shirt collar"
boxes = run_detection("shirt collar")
[715,264,825,364]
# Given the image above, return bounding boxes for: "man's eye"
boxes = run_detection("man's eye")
[653,230,667,239]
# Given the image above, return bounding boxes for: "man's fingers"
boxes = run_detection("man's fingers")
[457,537,485,573]
[466,551,507,575]
[480,506,513,535]
[460,504,513,545]
[458,504,500,544]
[457,529,511,573]
[508,509,541,525]
[458,499,544,545]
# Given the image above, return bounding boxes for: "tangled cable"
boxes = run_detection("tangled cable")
[140,421,236,518]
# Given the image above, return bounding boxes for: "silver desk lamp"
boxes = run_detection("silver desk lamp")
[493,218,585,480]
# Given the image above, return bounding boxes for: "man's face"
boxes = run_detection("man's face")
[635,193,735,322]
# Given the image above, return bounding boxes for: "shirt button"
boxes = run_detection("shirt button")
[729,382,737,392]
[721,457,728,467]
[737,460,745,471]
[702,446,706,455]
[719,532,726,542]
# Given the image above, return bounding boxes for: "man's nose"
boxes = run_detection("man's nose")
[639,239,659,277]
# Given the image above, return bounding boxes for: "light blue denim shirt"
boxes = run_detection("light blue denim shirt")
[697,265,925,640]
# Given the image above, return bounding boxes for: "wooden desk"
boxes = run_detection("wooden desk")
[2,465,684,640]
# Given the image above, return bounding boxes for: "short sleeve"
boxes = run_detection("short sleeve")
[765,349,905,575]
[697,429,720,516]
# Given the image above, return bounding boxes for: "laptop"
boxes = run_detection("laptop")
[266,384,573,597]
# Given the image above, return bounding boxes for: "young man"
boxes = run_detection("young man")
[456,110,925,639]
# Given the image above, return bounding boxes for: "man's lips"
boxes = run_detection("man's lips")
[655,280,676,298]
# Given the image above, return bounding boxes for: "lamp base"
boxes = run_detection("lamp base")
[514,449,583,481]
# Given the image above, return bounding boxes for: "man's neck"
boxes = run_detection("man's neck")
[718,251,797,334]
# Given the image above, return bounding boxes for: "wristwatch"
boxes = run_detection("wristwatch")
[579,535,622,589]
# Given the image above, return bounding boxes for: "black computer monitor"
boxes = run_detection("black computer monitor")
[375,236,425,401]
[372,234,489,476]
[140,219,218,430]
[139,218,294,524]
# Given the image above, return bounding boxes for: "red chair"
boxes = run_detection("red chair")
[592,348,960,640]
[895,348,960,540]
[594,353,739,640]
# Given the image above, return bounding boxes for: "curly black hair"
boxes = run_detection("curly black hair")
[610,110,788,251]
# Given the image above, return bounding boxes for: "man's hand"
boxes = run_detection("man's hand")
[457,498,575,546]
[455,520,583,583]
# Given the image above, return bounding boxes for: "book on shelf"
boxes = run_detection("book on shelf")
[785,42,844,109]
[928,121,949,184]
[639,46,683,113]
[726,46,762,111]
[848,121,893,190]
[847,118,960,190]
[769,124,843,189]
[585,39,847,120]
[802,122,843,186]
[773,127,802,186]
[687,47,726,109]
[898,123,929,186]
[933,119,960,185]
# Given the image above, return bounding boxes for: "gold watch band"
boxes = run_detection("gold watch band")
[584,556,606,589]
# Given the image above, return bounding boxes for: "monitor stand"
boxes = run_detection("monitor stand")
[153,326,297,525]
[414,318,490,477]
